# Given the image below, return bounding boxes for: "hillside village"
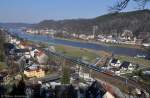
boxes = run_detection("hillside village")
[0,29,149,98]
[0,0,150,98]
[24,28,150,49]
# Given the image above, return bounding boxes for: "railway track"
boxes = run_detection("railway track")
[44,49,150,93]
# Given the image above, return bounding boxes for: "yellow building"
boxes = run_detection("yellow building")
[24,69,45,78]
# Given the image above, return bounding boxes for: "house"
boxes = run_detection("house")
[49,82,61,89]
[30,48,39,58]
[98,34,104,38]
[143,43,150,47]
[19,41,30,49]
[121,30,133,41]
[19,42,25,49]
[86,81,106,98]
[103,92,115,98]
[3,43,16,55]
[11,39,20,45]
[13,49,30,57]
[145,54,150,60]
[26,29,39,34]
[142,70,150,75]
[71,73,79,80]
[10,37,21,45]
[136,39,143,45]
[24,64,45,78]
[16,40,21,45]
[48,46,56,52]
[17,55,32,68]
[119,61,134,71]
[87,35,94,39]
[34,51,48,64]
[71,33,78,38]
[109,58,121,67]
[105,38,116,43]
[79,71,94,82]
[79,34,88,40]
[0,74,4,82]
[10,38,17,44]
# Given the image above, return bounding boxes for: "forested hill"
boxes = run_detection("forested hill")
[0,23,34,29]
[34,10,150,37]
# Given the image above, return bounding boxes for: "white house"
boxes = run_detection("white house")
[71,33,78,38]
[142,43,150,47]
[142,71,150,75]
[103,92,115,98]
[87,35,95,39]
[79,71,94,82]
[15,40,21,45]
[24,51,31,59]
[97,35,105,39]
[119,61,134,71]
[10,38,17,44]
[50,82,61,89]
[105,39,116,43]
[109,58,121,68]
[48,46,56,52]
[30,48,40,58]
[79,34,88,40]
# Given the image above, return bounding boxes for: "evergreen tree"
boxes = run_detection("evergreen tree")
[61,60,70,84]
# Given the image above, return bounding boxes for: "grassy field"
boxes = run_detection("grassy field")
[54,44,150,68]
[55,45,98,61]
[115,55,150,68]
[27,38,149,68]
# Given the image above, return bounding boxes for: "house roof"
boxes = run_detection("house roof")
[145,54,150,60]
[4,43,15,50]
[143,71,150,75]
[20,41,28,46]
[25,63,40,71]
[34,51,45,57]
[14,49,29,53]
[0,75,3,81]
[120,61,130,68]
[87,81,106,97]
[111,58,119,64]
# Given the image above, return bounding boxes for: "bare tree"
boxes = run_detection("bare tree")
[109,0,150,12]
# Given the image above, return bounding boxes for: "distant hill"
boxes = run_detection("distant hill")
[34,10,150,42]
[0,23,34,29]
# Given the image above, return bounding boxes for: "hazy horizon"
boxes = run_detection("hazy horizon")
[0,0,150,23]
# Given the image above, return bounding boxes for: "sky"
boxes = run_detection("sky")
[0,0,149,23]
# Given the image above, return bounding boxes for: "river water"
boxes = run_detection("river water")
[9,29,148,57]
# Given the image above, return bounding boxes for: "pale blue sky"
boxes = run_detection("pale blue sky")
[0,0,149,23]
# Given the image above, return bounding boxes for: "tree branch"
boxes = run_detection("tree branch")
[109,0,150,12]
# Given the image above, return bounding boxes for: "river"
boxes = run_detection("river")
[8,29,148,57]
